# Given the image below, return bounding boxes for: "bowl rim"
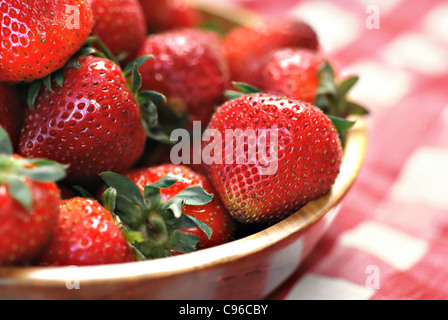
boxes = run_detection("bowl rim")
[0,116,368,287]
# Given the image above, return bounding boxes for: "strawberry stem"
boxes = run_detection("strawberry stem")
[146,211,170,246]
[84,36,120,66]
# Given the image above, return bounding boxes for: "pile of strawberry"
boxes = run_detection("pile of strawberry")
[0,0,367,267]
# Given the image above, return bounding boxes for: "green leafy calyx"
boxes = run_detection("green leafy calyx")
[315,61,369,131]
[99,171,213,259]
[25,36,118,110]
[225,81,262,100]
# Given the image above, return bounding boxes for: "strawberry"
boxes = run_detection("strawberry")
[253,49,370,120]
[120,164,235,249]
[138,0,201,33]
[221,20,319,85]
[97,165,235,259]
[89,0,147,64]
[254,48,324,104]
[17,54,147,183]
[0,0,93,82]
[202,93,343,224]
[0,126,67,265]
[137,28,230,127]
[36,197,137,266]
[0,82,25,149]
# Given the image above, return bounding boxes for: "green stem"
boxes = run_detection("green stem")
[327,95,338,117]
[146,210,170,247]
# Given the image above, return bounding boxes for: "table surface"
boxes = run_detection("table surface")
[210,0,448,300]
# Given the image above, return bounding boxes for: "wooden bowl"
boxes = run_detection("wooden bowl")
[0,3,369,300]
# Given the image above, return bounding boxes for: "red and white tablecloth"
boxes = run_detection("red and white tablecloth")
[209,0,448,300]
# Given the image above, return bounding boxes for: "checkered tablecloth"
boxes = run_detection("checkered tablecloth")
[210,0,448,300]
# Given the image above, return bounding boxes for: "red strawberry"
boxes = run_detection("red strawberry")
[222,20,319,85]
[137,28,230,126]
[254,48,324,104]
[98,165,235,259]
[37,197,136,266]
[89,0,147,64]
[0,126,66,265]
[203,93,343,224]
[138,0,201,33]
[18,55,147,182]
[122,164,235,249]
[0,0,93,82]
[0,82,25,149]
[254,50,369,119]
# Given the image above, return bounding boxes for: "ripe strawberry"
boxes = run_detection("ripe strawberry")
[18,54,147,182]
[137,28,230,126]
[221,20,319,85]
[203,93,343,224]
[37,197,137,266]
[0,126,66,265]
[0,82,25,149]
[89,0,147,64]
[121,164,235,249]
[0,0,93,82]
[253,50,370,121]
[98,165,235,259]
[138,0,201,33]
[254,48,324,104]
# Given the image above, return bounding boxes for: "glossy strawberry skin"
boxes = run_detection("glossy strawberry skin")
[222,20,319,85]
[0,0,92,82]
[0,177,61,265]
[89,0,147,64]
[255,48,324,104]
[137,29,230,126]
[123,164,235,249]
[138,0,201,32]
[203,94,343,224]
[37,197,136,266]
[0,82,25,149]
[18,55,146,182]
